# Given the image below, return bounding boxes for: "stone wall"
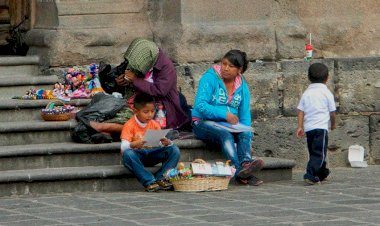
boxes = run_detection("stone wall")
[176,57,380,169]
[25,0,380,168]
[151,0,380,63]
[26,0,380,66]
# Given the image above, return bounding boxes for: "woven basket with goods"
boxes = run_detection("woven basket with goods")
[41,101,75,121]
[165,159,234,192]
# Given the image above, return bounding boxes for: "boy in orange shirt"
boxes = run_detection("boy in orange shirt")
[121,93,180,192]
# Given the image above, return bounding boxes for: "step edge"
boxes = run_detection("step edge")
[0,75,58,86]
[0,56,40,66]
[0,99,91,109]
[0,120,78,132]
[0,165,148,183]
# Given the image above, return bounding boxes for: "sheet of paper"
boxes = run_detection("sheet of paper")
[212,121,254,133]
[143,129,172,147]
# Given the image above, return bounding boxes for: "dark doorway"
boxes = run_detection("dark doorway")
[0,0,30,56]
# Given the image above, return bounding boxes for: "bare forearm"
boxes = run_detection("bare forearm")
[330,111,336,130]
[297,111,304,129]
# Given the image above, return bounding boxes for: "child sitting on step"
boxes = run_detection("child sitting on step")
[120,93,180,192]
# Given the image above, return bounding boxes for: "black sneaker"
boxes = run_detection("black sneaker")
[317,168,330,182]
[237,159,264,179]
[156,180,174,191]
[304,179,321,186]
[236,175,264,186]
[145,182,160,192]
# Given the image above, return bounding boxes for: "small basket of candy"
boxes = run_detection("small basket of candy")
[165,159,234,192]
[41,101,75,121]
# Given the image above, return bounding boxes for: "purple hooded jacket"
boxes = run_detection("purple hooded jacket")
[131,49,189,129]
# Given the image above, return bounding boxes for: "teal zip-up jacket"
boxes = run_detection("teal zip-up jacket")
[192,67,251,127]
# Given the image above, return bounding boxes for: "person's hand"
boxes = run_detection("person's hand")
[331,124,336,130]
[124,70,137,82]
[226,112,239,125]
[160,137,171,146]
[296,127,304,138]
[115,74,129,87]
[130,134,146,149]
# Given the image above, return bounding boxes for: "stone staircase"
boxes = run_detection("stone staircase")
[0,56,296,196]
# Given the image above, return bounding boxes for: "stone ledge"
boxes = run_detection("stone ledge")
[0,140,208,158]
[0,75,58,87]
[0,56,40,66]
[0,99,91,109]
[0,120,78,133]
[0,157,295,183]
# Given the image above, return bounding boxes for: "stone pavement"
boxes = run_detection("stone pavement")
[0,166,379,226]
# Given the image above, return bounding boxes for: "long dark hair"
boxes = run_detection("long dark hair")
[223,50,249,73]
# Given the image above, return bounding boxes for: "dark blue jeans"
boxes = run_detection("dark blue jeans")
[192,120,252,173]
[122,145,180,187]
[304,129,329,182]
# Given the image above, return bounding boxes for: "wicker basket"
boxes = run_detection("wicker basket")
[41,100,72,121]
[171,176,230,192]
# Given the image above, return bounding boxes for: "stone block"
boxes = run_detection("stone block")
[336,58,380,113]
[370,115,380,164]
[253,115,370,168]
[56,0,144,15]
[153,20,277,63]
[281,59,335,116]
[27,28,152,67]
[328,115,370,167]
[175,63,211,105]
[245,63,281,117]
[252,117,307,169]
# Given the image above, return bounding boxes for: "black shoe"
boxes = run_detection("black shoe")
[317,168,330,182]
[236,175,264,186]
[156,180,174,191]
[145,182,160,192]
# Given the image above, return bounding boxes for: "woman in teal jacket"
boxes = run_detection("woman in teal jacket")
[192,49,264,185]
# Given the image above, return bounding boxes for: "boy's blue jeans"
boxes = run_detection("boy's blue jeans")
[304,129,329,182]
[122,145,180,187]
[192,120,253,173]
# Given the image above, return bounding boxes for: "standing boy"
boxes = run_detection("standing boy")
[296,63,336,185]
[121,93,180,192]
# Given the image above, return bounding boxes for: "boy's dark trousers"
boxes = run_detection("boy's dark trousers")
[304,129,330,182]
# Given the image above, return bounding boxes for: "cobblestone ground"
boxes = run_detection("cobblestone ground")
[0,166,379,226]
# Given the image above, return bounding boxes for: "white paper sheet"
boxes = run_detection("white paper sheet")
[143,129,172,147]
[211,121,254,133]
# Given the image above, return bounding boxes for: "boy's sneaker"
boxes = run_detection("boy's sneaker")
[145,182,160,192]
[304,179,321,186]
[317,168,330,182]
[236,175,264,186]
[156,180,174,191]
[237,159,264,179]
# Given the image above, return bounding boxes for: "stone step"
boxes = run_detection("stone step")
[0,55,40,76]
[0,140,220,171]
[0,98,90,122]
[0,158,295,196]
[0,120,77,146]
[0,139,208,171]
[0,139,296,172]
[0,75,58,99]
